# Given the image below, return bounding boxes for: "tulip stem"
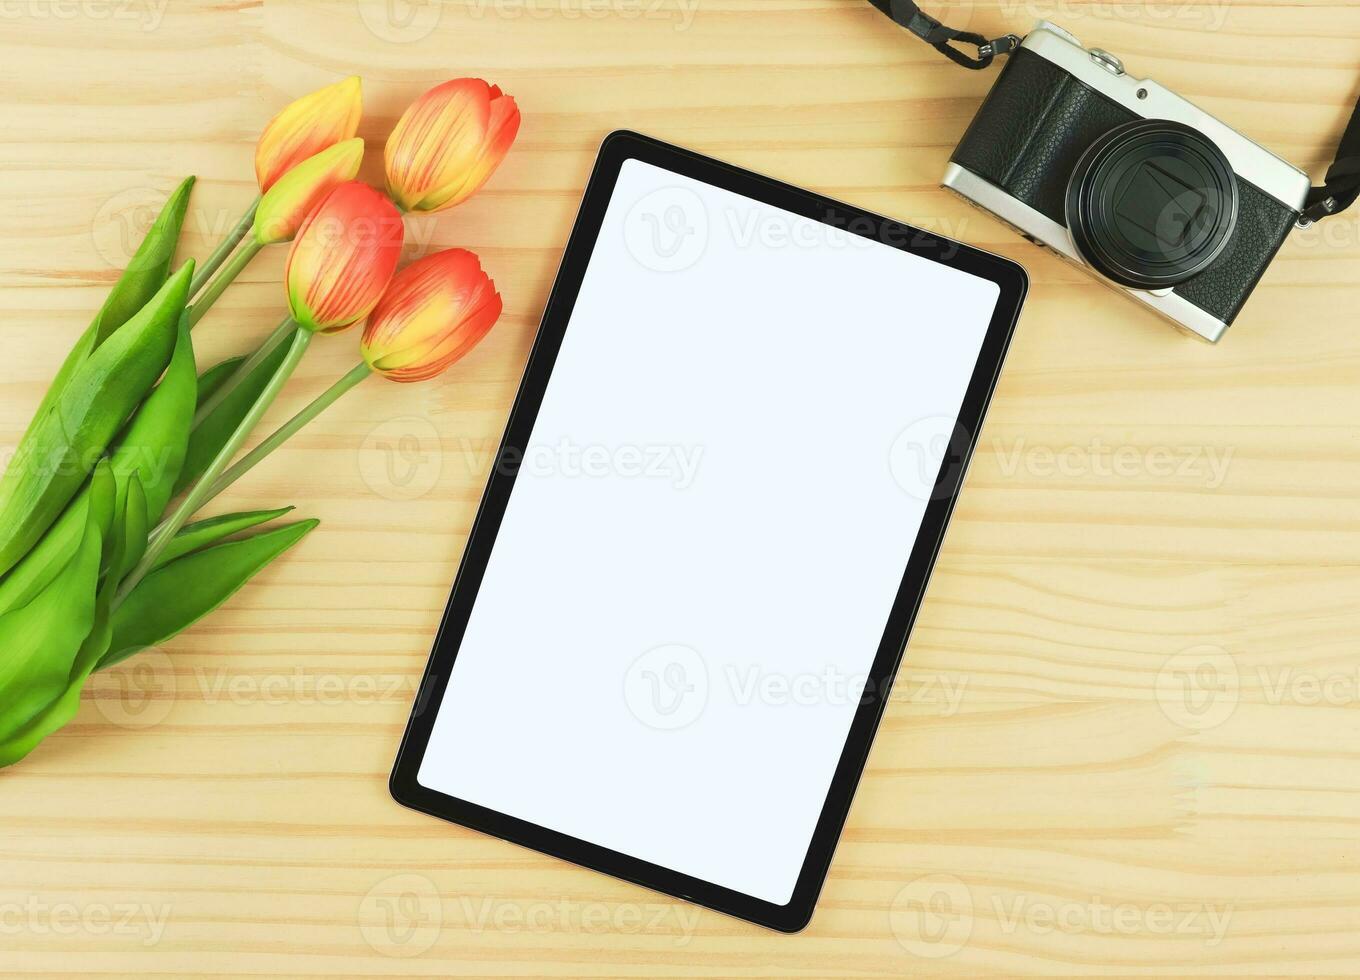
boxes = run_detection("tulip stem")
[198,362,373,510]
[189,197,260,298]
[192,315,297,429]
[115,328,314,605]
[187,237,264,329]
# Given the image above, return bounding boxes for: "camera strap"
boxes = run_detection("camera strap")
[866,0,1019,70]
[867,0,1360,227]
[1301,98,1360,224]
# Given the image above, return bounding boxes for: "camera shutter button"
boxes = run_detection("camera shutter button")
[1090,49,1125,75]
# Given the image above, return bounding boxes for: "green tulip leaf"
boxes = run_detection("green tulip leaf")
[109,475,149,585]
[0,584,115,769]
[0,466,135,768]
[0,262,194,579]
[0,495,120,769]
[92,176,197,347]
[176,341,292,494]
[0,503,102,758]
[8,313,200,597]
[109,312,196,521]
[99,518,318,670]
[195,355,244,407]
[0,459,115,619]
[152,506,295,571]
[16,177,195,454]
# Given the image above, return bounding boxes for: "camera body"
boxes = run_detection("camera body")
[942,21,1311,342]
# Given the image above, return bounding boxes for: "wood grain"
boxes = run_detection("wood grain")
[3,0,1360,974]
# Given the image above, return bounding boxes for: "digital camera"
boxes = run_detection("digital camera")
[942,21,1312,342]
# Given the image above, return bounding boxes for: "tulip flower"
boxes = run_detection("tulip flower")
[285,180,405,333]
[187,140,369,330]
[253,138,365,245]
[190,179,406,442]
[256,76,363,193]
[187,76,364,311]
[190,177,406,452]
[199,248,504,507]
[384,78,520,213]
[361,248,502,382]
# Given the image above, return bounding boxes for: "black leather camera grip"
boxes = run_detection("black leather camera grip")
[950,47,1298,327]
[952,48,1135,224]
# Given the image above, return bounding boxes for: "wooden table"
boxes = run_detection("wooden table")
[4,1,1360,974]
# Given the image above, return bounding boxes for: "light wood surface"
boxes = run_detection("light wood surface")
[4,0,1360,975]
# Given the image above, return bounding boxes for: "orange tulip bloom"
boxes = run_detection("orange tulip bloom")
[285,181,404,334]
[361,249,502,382]
[255,76,363,193]
[253,138,365,245]
[384,78,520,213]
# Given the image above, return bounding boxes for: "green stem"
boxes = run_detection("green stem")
[189,197,260,298]
[193,315,297,429]
[115,328,314,605]
[200,363,372,508]
[187,237,264,329]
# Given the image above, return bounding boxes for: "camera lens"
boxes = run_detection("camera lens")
[1065,119,1237,290]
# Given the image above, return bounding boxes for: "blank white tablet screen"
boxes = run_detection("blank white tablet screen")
[418,158,999,906]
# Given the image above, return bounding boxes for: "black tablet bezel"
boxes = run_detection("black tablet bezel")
[389,130,1028,934]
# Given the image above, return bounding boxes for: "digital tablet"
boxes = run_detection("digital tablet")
[390,131,1027,932]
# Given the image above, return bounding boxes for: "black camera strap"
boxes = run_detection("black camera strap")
[866,0,1018,70]
[868,0,1360,226]
[1301,98,1360,224]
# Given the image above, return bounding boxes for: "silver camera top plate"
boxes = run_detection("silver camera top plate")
[1023,21,1310,210]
